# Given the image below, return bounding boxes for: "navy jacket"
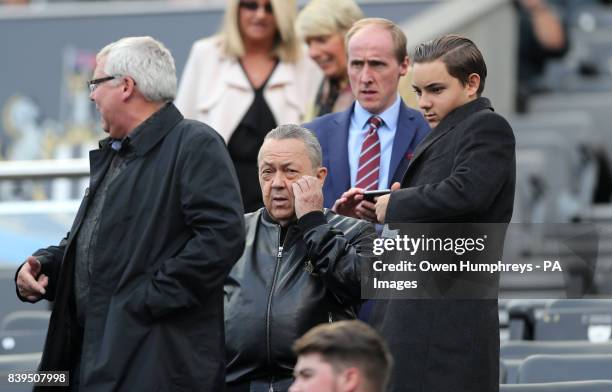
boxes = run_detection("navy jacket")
[304,101,430,207]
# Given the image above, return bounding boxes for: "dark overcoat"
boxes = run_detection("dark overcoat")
[18,104,245,391]
[371,97,515,392]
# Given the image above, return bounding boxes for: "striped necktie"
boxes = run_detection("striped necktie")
[355,116,382,190]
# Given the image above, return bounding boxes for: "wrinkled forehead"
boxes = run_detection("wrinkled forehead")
[258,138,312,166]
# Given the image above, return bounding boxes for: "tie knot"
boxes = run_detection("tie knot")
[368,116,382,130]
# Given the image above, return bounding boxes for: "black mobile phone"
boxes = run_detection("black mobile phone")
[363,189,391,202]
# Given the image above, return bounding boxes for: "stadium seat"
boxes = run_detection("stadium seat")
[518,354,612,383]
[0,310,50,332]
[501,380,612,392]
[534,308,612,341]
[502,341,612,360]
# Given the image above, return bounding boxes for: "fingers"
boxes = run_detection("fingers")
[340,187,364,199]
[38,274,49,289]
[291,181,303,195]
[26,256,41,275]
[331,198,344,213]
[391,182,401,191]
[17,258,46,299]
[361,200,376,211]
[292,176,319,195]
[356,200,378,222]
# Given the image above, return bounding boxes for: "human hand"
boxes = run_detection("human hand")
[332,188,365,219]
[356,199,378,223]
[16,256,48,301]
[375,182,401,223]
[292,176,324,219]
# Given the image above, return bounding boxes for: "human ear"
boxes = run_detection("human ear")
[466,73,481,97]
[399,56,409,77]
[122,76,137,100]
[338,367,360,391]
[316,167,328,183]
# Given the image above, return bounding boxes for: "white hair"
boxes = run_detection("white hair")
[97,36,177,102]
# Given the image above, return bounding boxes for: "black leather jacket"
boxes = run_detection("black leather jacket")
[224,208,376,385]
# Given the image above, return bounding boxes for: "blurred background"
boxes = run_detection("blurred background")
[2,0,612,389]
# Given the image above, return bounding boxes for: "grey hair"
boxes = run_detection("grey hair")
[258,124,323,169]
[97,36,177,103]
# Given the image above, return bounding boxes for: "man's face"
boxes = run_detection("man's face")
[347,25,408,114]
[289,353,343,392]
[259,138,324,226]
[89,57,125,139]
[412,59,476,129]
[306,32,347,79]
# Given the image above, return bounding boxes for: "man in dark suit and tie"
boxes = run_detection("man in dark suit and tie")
[303,18,429,215]
[336,35,515,392]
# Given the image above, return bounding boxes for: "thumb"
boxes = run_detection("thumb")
[27,257,41,275]
[391,182,401,191]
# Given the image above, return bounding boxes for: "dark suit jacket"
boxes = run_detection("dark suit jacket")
[371,97,515,392]
[304,101,430,208]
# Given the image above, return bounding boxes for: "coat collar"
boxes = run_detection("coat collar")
[408,96,493,167]
[96,103,183,158]
[435,96,493,133]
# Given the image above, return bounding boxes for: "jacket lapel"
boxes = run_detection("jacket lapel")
[388,103,417,186]
[88,143,113,194]
[223,61,252,91]
[328,106,353,194]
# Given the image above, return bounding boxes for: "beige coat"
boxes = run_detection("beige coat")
[175,36,322,143]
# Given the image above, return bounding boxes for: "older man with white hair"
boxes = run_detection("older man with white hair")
[15,36,245,391]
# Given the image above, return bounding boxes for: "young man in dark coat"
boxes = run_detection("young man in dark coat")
[15,36,245,391]
[336,35,515,392]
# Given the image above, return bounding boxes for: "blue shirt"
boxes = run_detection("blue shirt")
[348,95,401,190]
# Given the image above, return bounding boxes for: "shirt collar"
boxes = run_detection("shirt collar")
[353,94,401,131]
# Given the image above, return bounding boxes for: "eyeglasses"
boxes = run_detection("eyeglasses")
[239,1,273,14]
[87,76,115,93]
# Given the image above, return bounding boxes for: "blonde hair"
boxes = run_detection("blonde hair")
[296,0,364,38]
[219,0,301,63]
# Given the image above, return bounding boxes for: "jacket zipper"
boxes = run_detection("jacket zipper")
[265,227,284,380]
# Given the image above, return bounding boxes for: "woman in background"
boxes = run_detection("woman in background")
[297,0,417,121]
[176,0,321,212]
[296,0,363,119]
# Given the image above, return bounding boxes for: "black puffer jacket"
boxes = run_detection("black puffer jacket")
[224,208,376,385]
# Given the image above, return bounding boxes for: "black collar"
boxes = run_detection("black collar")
[98,102,182,157]
[434,96,493,134]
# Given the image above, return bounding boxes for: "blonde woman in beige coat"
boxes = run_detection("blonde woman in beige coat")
[176,0,321,212]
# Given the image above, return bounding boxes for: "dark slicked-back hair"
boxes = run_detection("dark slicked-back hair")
[412,34,487,96]
[293,320,393,391]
